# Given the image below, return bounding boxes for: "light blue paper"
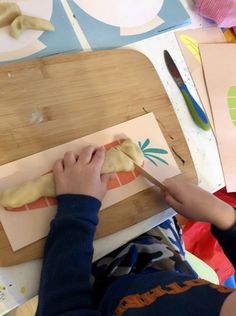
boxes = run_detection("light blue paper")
[68,0,191,50]
[1,0,82,64]
[36,0,82,56]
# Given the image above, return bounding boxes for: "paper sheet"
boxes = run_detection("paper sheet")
[175,27,225,128]
[0,113,180,251]
[0,0,82,63]
[199,44,236,192]
[68,0,190,50]
[0,0,190,64]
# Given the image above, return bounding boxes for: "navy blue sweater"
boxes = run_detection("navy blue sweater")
[36,195,236,316]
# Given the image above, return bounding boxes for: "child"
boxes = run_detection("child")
[36,146,236,316]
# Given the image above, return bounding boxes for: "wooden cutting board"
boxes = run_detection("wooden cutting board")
[0,49,197,266]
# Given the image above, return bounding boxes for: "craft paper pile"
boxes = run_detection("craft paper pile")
[199,43,236,193]
[175,27,225,127]
[176,28,236,192]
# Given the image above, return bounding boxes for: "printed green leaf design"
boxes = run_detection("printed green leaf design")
[144,153,169,165]
[143,148,168,154]
[228,86,236,127]
[140,138,150,150]
[144,155,157,166]
[138,138,169,166]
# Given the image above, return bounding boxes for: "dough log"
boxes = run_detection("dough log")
[0,174,55,209]
[0,139,143,209]
[0,3,21,28]
[10,15,55,39]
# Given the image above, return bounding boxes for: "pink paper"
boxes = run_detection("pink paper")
[200,43,236,192]
[175,27,225,128]
[0,113,180,251]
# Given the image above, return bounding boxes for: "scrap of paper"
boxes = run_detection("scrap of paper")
[0,113,180,251]
[199,43,236,192]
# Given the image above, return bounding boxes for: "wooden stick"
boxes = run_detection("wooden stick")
[134,163,166,191]
[113,147,166,191]
[114,147,166,191]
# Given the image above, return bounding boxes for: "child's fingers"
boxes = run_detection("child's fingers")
[53,159,64,174]
[91,147,105,170]
[78,145,95,165]
[160,188,166,200]
[163,192,183,212]
[63,151,77,168]
[163,178,184,203]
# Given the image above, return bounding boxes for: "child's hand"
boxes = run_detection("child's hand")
[162,178,236,230]
[53,146,111,202]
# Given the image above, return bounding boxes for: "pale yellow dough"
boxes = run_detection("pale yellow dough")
[0,3,21,28]
[101,139,143,173]
[10,15,55,39]
[0,174,55,209]
[0,139,143,209]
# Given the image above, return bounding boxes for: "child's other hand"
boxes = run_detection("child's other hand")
[162,178,236,230]
[53,146,111,202]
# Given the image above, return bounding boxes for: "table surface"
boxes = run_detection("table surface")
[0,0,224,314]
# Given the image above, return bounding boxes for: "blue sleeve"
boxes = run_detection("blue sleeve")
[211,222,236,270]
[36,194,101,316]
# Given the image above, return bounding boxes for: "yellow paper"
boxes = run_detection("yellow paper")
[179,34,202,64]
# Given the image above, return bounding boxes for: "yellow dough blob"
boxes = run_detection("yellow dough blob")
[10,15,55,39]
[0,139,143,209]
[0,3,21,28]
[101,139,143,173]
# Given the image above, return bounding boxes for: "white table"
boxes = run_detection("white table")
[0,0,224,314]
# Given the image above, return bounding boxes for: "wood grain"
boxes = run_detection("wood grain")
[0,49,197,266]
[6,297,37,316]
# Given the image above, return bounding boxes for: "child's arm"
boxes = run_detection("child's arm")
[36,147,110,316]
[162,178,236,268]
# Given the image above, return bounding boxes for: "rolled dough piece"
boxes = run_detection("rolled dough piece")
[10,15,55,39]
[0,139,143,209]
[101,139,143,173]
[0,3,21,28]
[0,174,55,209]
[117,139,143,165]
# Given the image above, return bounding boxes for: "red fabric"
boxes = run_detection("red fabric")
[214,187,236,208]
[183,221,235,283]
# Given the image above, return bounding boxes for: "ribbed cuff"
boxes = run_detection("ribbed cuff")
[56,194,101,225]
